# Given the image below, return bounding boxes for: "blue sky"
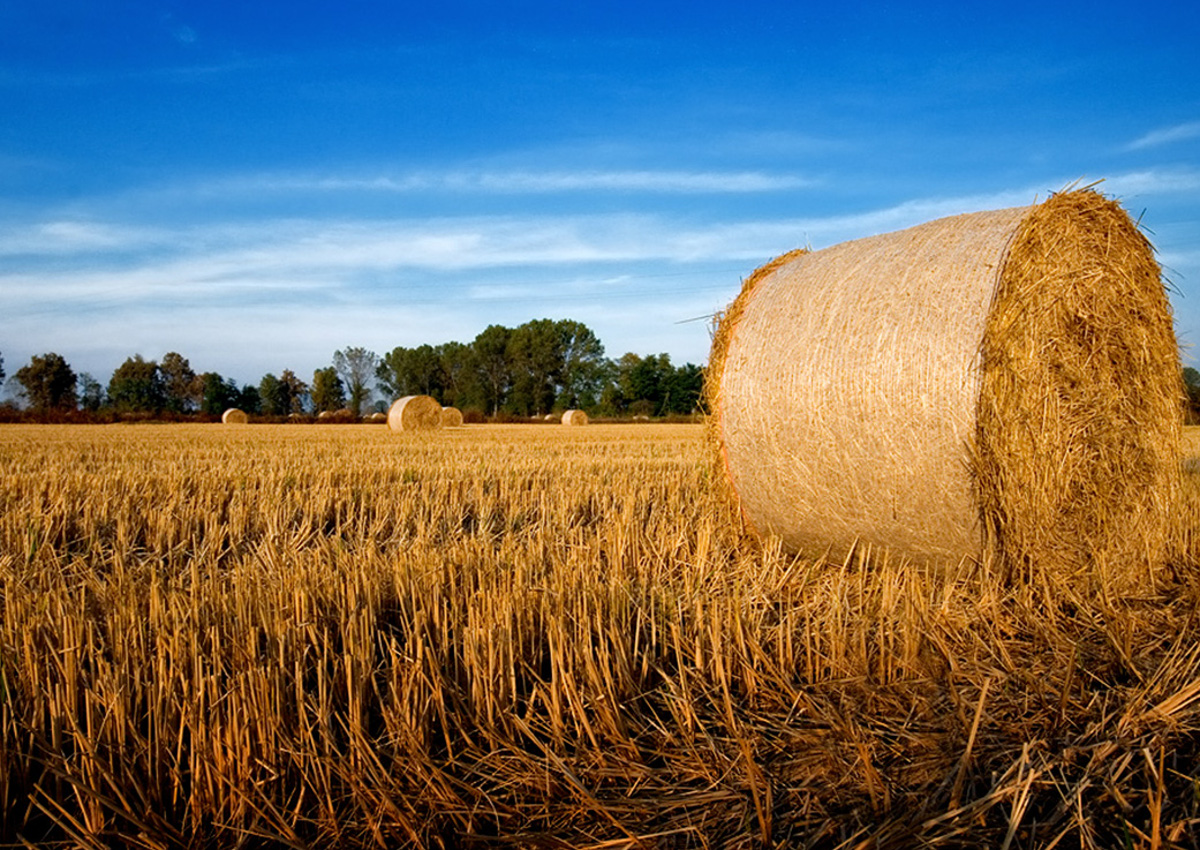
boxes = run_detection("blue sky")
[1,0,1198,391]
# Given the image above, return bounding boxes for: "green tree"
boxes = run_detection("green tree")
[280,369,309,414]
[198,372,239,416]
[436,341,474,408]
[556,320,607,409]
[259,373,287,415]
[15,352,77,410]
[78,373,105,411]
[0,351,5,385]
[160,352,198,413]
[108,355,164,412]
[333,347,379,416]
[506,319,562,416]
[311,367,345,413]
[1184,367,1200,422]
[237,384,261,415]
[471,324,512,416]
[663,361,704,414]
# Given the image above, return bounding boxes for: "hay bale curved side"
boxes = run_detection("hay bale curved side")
[441,406,464,427]
[561,409,588,426]
[388,395,444,432]
[708,189,1181,580]
[221,408,248,425]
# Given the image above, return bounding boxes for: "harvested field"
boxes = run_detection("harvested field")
[2,423,1200,848]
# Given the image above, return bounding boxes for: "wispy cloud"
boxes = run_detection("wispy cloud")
[206,168,815,196]
[1125,121,1200,151]
[1104,168,1200,196]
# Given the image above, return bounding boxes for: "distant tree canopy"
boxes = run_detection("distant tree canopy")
[311,367,345,413]
[372,318,685,417]
[333,347,379,417]
[107,355,165,412]
[4,318,707,419]
[1184,367,1200,422]
[199,372,240,416]
[0,351,5,386]
[160,352,198,413]
[15,352,77,410]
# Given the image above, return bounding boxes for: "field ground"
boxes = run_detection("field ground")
[3,422,1200,848]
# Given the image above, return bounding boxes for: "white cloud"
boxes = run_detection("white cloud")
[1125,121,1200,151]
[199,168,815,196]
[1103,168,1200,196]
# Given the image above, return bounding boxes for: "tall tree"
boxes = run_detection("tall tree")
[78,373,105,411]
[15,352,77,410]
[0,351,5,385]
[506,319,562,416]
[198,372,239,416]
[471,325,512,416]
[237,384,261,415]
[332,347,379,416]
[279,369,309,414]
[160,352,198,413]
[311,367,345,413]
[259,373,287,415]
[436,341,474,408]
[108,355,164,412]
[556,320,607,409]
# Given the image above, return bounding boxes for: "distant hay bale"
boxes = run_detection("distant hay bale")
[388,396,444,432]
[562,409,589,426]
[441,406,464,427]
[544,414,557,422]
[369,412,387,423]
[317,410,331,420]
[221,408,247,425]
[707,189,1182,584]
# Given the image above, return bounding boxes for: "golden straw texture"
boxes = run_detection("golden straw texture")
[387,395,444,432]
[561,409,589,426]
[441,406,464,427]
[975,191,1182,586]
[709,189,1182,581]
[221,408,248,425]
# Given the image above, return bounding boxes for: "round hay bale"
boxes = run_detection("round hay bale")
[441,406,464,427]
[317,410,331,420]
[388,395,444,432]
[369,411,387,423]
[707,189,1181,582]
[221,408,247,425]
[562,409,588,426]
[544,413,557,422]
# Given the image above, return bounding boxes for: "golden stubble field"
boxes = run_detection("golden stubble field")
[3,422,1200,848]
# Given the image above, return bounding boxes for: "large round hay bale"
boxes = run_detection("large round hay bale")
[221,408,247,425]
[562,409,589,426]
[708,189,1181,582]
[441,406,464,427]
[388,395,444,432]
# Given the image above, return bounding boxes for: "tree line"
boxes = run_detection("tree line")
[0,318,705,419]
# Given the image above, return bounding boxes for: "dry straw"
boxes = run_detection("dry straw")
[707,189,1182,585]
[388,395,444,432]
[441,406,464,427]
[561,409,588,426]
[221,408,248,425]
